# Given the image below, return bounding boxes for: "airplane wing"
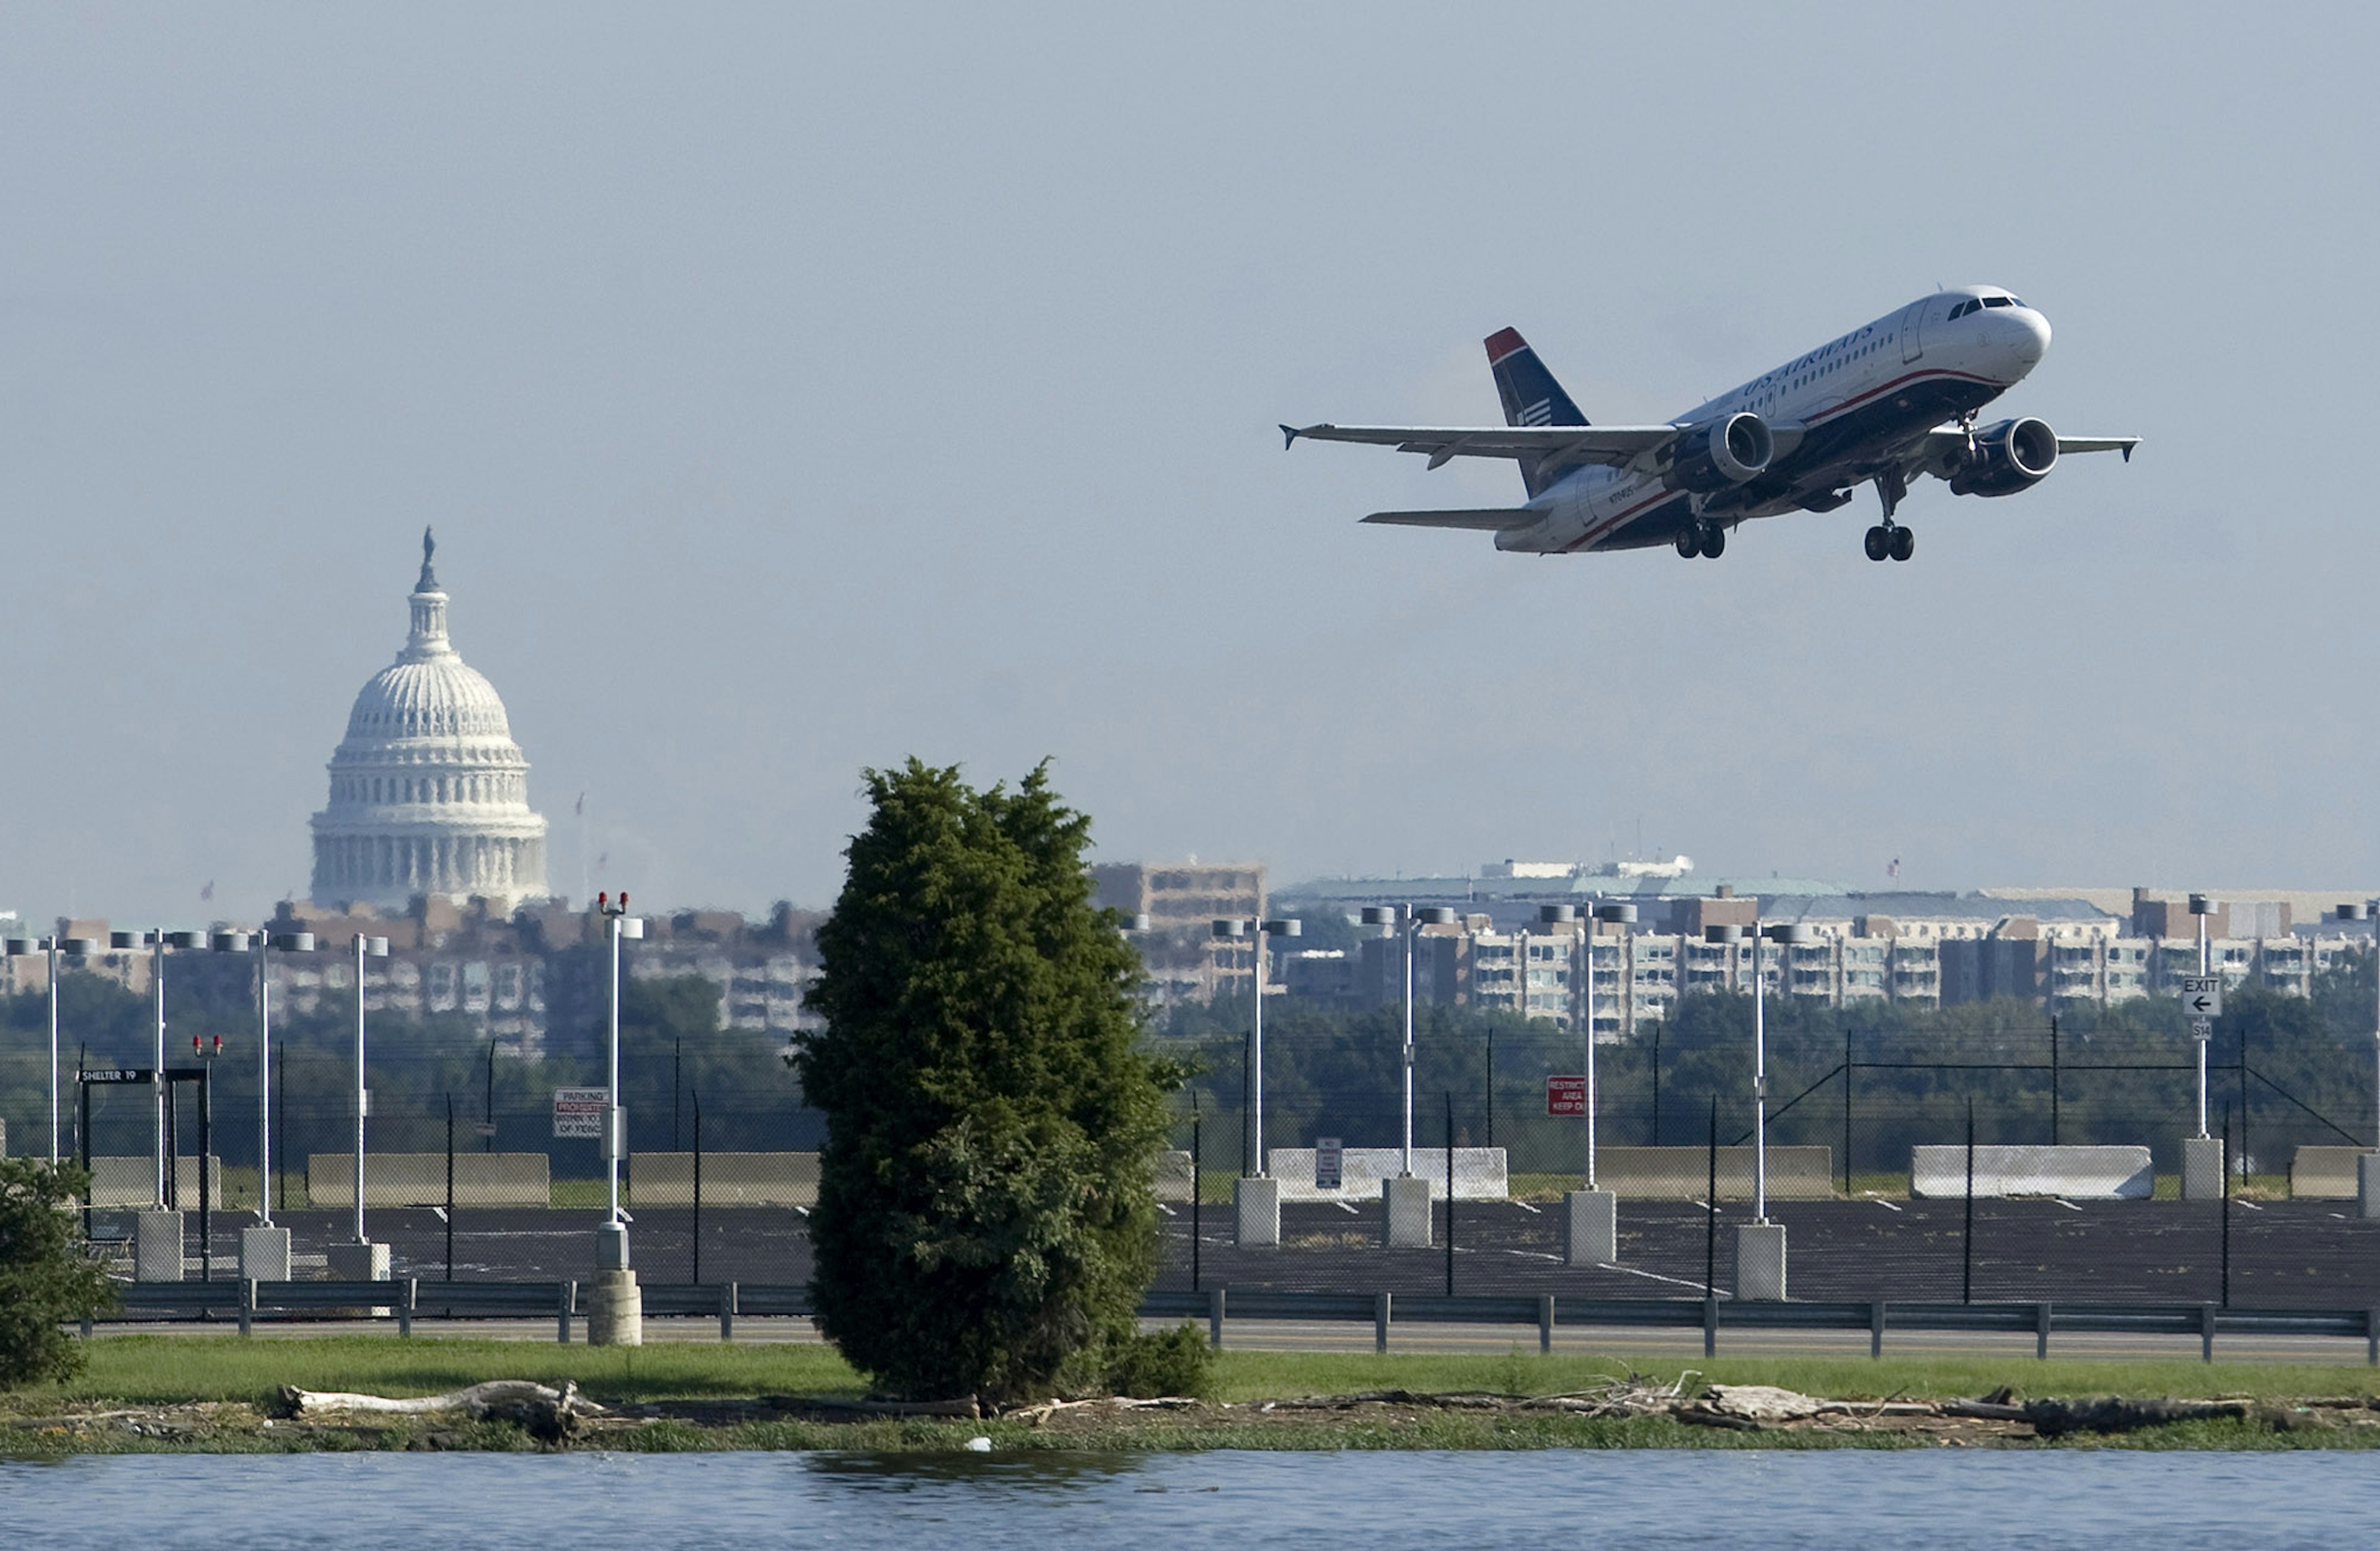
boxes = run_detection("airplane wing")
[1282,422,1677,471]
[1360,508,1543,531]
[2052,436,2141,459]
[1921,427,2140,463]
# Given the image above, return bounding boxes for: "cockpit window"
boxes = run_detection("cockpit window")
[1983,295,2014,309]
[1948,299,1975,319]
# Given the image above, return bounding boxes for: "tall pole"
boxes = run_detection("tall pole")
[352,934,368,1246]
[1583,921,1597,1190]
[2197,908,2211,1138]
[1251,924,1266,1178]
[46,940,60,1163]
[1401,908,1417,1177]
[607,909,623,1228]
[257,937,273,1226]
[151,935,167,1209]
[1753,925,1768,1224]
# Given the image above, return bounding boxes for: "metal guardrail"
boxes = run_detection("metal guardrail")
[101,1281,2380,1364]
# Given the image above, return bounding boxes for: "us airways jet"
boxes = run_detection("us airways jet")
[1282,288,2136,562]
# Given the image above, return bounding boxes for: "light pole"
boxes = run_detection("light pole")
[1213,914,1298,1246]
[1706,915,1812,1299]
[112,928,201,1283]
[213,929,317,1280]
[591,891,645,1345]
[348,932,390,1257]
[2,934,97,1162]
[2179,893,2226,1201]
[2191,892,2213,1138]
[1363,904,1457,1247]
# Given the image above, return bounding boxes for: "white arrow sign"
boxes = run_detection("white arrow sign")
[2178,976,2223,1019]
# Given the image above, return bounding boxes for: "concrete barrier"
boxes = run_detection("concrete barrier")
[1589,1146,1833,1201]
[1910,1144,2152,1200]
[1155,1149,1194,1203]
[2290,1146,2368,1200]
[1264,1147,1507,1202]
[628,1152,818,1206]
[306,1153,552,1208]
[87,1156,222,1209]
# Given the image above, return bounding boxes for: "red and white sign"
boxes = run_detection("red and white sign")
[1546,1075,1587,1117]
[553,1087,609,1139]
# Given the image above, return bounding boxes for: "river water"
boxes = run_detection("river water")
[3,1449,2372,1547]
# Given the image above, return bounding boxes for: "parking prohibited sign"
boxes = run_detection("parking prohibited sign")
[1546,1075,1587,1117]
[552,1087,608,1139]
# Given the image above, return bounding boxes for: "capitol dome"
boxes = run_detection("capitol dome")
[309,532,550,908]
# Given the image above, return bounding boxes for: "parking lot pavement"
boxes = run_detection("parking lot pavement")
[1153,1196,2380,1307]
[120,1194,2380,1313]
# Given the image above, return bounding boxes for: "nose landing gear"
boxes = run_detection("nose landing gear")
[1675,519,1727,559]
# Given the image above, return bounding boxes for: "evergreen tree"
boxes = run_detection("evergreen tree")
[793,759,1173,1403]
[0,1160,115,1387]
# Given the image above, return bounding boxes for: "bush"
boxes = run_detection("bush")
[0,1159,116,1388]
[1105,1322,1214,1400]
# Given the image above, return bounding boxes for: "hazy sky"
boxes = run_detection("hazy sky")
[3,5,2374,923]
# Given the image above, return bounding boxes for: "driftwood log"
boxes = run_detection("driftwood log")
[280,1381,606,1440]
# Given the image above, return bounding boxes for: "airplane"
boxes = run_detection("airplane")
[1281,287,2137,563]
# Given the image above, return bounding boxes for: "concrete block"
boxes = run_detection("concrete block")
[2360,1154,2380,1221]
[1563,1189,1616,1266]
[2180,1136,2225,1201]
[596,1220,631,1270]
[239,1224,293,1282]
[327,1241,391,1281]
[1233,1175,1279,1248]
[1734,1221,1787,1301]
[587,1268,643,1347]
[1383,1174,1432,1248]
[134,1211,184,1283]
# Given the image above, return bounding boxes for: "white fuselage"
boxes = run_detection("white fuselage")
[1500,288,2052,554]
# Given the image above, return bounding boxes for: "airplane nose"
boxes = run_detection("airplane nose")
[2008,307,2050,368]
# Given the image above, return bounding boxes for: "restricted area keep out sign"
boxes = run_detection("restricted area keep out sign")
[1546,1075,1587,1117]
[553,1087,608,1139]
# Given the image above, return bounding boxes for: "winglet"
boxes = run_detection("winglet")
[1280,423,1301,451]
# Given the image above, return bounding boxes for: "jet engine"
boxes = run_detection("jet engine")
[1948,417,2059,497]
[1664,412,1774,493]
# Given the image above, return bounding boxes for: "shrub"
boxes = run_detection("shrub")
[0,1159,117,1388]
[1105,1322,1214,1400]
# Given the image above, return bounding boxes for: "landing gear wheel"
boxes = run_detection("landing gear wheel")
[1699,522,1726,559]
[1675,526,1701,559]
[1889,525,1915,562]
[1863,526,1891,562]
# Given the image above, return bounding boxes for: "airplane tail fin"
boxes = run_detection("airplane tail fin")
[1485,327,1587,497]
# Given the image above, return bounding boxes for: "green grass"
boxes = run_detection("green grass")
[20,1337,2376,1414]
[20,1336,867,1410]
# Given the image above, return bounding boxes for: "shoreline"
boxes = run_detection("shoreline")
[7,1337,2380,1455]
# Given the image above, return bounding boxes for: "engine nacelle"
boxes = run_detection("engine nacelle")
[1949,417,2059,497]
[1664,412,1774,493]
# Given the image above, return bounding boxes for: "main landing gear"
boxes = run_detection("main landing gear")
[1864,523,1914,562]
[1675,519,1726,560]
[1864,468,1914,562]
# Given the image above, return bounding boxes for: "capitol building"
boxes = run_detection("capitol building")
[309,532,550,909]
